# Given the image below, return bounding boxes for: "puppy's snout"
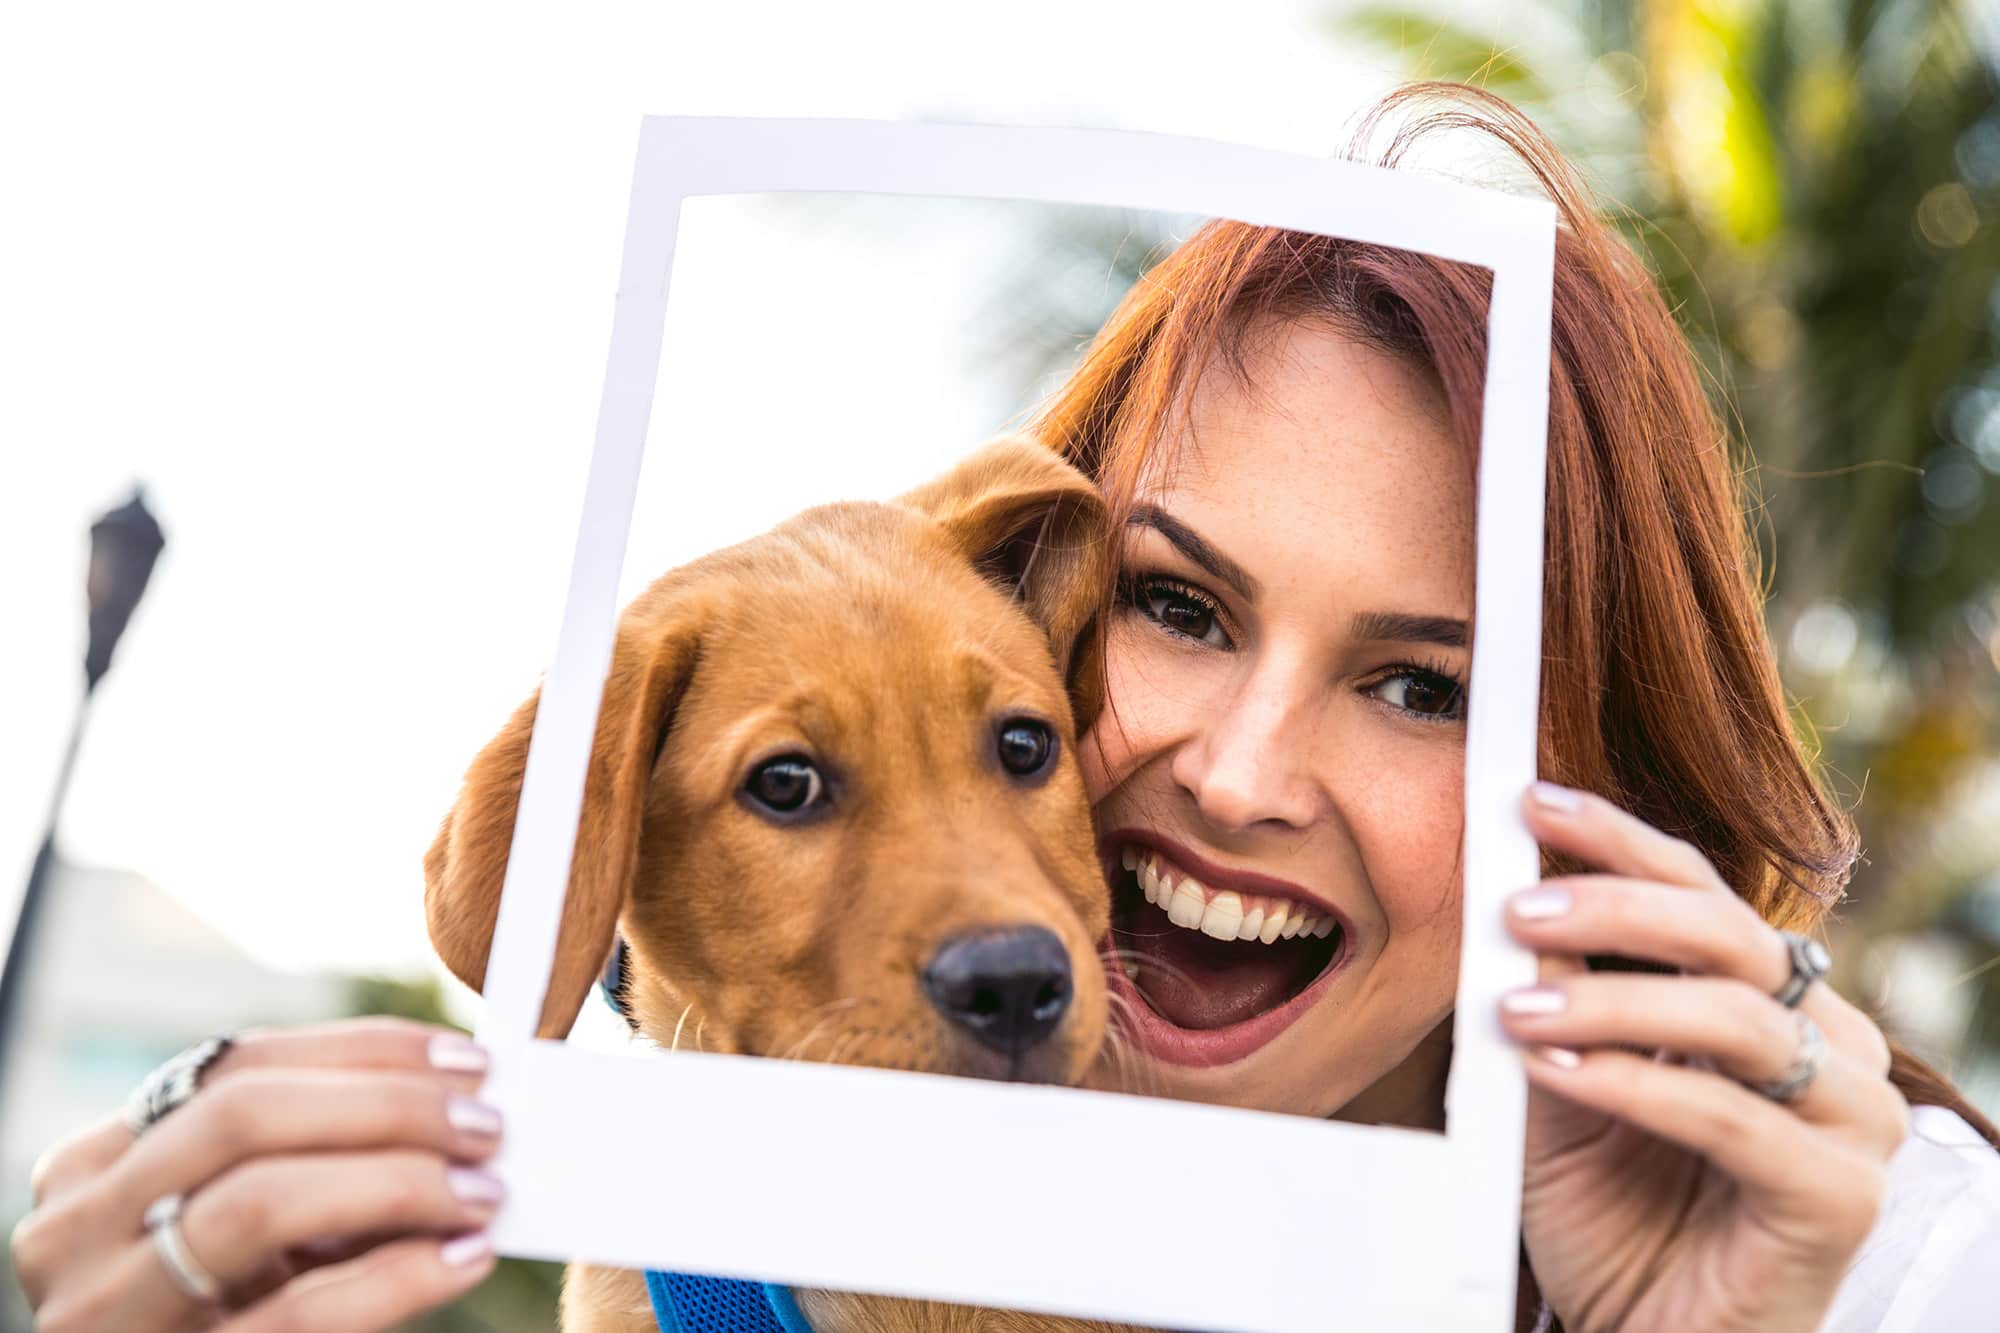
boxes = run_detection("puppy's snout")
[922,926,1072,1056]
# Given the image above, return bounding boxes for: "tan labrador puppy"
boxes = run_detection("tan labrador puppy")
[426,438,1137,1333]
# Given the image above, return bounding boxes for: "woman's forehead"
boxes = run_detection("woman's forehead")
[1136,320,1475,577]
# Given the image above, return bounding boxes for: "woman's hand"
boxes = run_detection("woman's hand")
[13,1018,503,1332]
[1501,783,1908,1333]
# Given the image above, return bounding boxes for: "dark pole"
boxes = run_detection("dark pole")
[0,489,165,1095]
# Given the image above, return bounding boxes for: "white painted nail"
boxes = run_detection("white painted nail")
[1532,1045,1583,1071]
[448,1167,506,1205]
[428,1034,489,1073]
[1509,887,1573,920]
[440,1232,494,1268]
[1528,781,1582,813]
[1501,987,1568,1016]
[446,1095,502,1138]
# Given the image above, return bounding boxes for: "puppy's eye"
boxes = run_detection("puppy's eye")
[996,719,1056,778]
[743,755,825,815]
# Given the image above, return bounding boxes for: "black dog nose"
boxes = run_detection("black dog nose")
[922,926,1073,1055]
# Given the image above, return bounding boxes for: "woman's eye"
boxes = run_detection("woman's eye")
[1128,577,1232,649]
[743,755,826,816]
[996,717,1057,778]
[1370,669,1466,721]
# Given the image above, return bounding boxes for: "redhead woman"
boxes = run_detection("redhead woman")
[15,85,2000,1332]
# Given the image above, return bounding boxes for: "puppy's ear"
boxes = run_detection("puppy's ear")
[899,435,1112,723]
[424,604,699,1038]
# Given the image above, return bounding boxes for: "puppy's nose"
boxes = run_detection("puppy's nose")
[922,926,1072,1055]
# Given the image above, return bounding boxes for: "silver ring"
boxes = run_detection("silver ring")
[124,1034,232,1135]
[1749,1010,1827,1103]
[144,1192,224,1304]
[1771,931,1831,1009]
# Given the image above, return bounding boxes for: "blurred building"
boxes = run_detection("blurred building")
[0,859,344,1216]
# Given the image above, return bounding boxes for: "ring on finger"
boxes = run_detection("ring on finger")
[144,1192,226,1305]
[1748,1009,1827,1104]
[1771,931,1831,1009]
[124,1034,234,1135]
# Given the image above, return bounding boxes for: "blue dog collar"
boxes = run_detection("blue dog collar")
[644,1270,815,1333]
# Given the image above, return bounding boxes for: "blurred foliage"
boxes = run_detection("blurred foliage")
[973,208,1192,419]
[344,975,565,1332]
[1324,0,2000,1084]
[1325,1,1999,643]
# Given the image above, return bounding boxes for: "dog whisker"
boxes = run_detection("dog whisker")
[1097,945,1198,992]
[670,1004,697,1053]
[772,997,879,1064]
[1095,1023,1160,1099]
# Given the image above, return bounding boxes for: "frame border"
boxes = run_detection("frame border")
[474,118,1553,1332]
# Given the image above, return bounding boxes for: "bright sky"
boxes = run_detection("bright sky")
[1,1,1464,978]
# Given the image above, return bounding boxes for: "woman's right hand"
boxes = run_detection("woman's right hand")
[12,1018,504,1332]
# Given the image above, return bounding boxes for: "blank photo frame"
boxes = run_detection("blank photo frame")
[473,119,1555,1332]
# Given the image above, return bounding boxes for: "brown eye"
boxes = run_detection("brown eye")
[743,755,825,816]
[1158,594,1213,638]
[1124,575,1232,649]
[996,718,1055,778]
[1372,669,1466,721]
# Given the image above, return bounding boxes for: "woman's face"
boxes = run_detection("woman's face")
[1082,317,1474,1123]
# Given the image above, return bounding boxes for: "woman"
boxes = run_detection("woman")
[1032,85,2000,1331]
[16,85,2000,1331]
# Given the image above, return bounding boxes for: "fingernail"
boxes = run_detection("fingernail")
[448,1167,506,1206]
[440,1231,494,1268]
[429,1034,489,1074]
[1501,986,1568,1016]
[1528,781,1582,813]
[1509,886,1573,919]
[1531,1045,1583,1071]
[446,1095,503,1138]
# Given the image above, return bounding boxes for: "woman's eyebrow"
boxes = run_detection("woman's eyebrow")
[1126,505,1262,600]
[1348,610,1469,648]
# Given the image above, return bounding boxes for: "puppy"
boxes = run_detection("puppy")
[425,438,1138,1333]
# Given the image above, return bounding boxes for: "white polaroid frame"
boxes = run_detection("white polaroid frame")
[474,119,1554,1332]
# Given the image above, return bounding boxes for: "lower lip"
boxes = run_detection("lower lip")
[1102,923,1350,1069]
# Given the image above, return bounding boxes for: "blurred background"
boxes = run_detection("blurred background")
[3,0,1995,1327]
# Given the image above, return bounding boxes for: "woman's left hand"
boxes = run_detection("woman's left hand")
[1501,782,1909,1333]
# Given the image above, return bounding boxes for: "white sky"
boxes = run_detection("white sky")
[2,1,1469,978]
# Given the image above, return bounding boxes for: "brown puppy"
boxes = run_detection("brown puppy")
[425,438,1137,1333]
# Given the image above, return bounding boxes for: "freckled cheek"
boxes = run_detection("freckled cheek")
[1081,628,1209,803]
[1345,751,1465,940]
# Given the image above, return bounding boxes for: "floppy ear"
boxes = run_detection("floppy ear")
[424,605,699,1038]
[898,435,1112,724]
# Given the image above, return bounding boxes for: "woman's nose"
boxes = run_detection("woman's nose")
[1169,669,1323,833]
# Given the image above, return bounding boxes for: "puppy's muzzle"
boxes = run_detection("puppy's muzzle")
[922,926,1073,1058]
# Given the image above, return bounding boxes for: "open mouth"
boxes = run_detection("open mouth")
[1102,831,1350,1067]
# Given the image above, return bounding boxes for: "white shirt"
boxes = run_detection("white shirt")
[1820,1103,2000,1332]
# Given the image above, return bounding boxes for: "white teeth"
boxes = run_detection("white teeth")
[1167,878,1207,928]
[1122,960,1141,981]
[1199,890,1244,940]
[1238,904,1264,941]
[1124,846,1340,950]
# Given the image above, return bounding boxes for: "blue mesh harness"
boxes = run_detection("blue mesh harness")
[600,940,817,1332]
[642,1271,815,1333]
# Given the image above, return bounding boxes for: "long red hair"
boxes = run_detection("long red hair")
[1031,82,1995,1143]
